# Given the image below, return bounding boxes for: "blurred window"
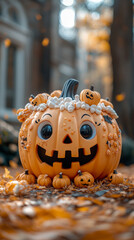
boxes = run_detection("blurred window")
[59,0,76,41]
[0,5,2,16]
[8,7,20,24]
[0,0,30,120]
[6,44,16,109]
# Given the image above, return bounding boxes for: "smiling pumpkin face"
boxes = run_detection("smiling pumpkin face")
[80,86,101,106]
[18,79,121,180]
[19,108,121,180]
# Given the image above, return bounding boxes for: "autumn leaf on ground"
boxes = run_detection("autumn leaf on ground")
[3,168,13,179]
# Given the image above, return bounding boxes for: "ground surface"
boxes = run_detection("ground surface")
[0,165,134,240]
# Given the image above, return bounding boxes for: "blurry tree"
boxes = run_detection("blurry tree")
[110,0,134,139]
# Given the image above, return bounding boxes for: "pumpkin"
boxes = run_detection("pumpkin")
[37,174,52,187]
[80,86,101,106]
[50,90,61,98]
[16,170,36,184]
[100,98,113,109]
[17,79,122,186]
[17,108,32,122]
[74,170,94,187]
[52,172,71,189]
[30,93,49,106]
[108,170,123,184]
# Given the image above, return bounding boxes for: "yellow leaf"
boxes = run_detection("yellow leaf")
[4,39,11,47]
[77,207,89,212]
[42,38,50,47]
[3,168,13,179]
[9,160,18,169]
[116,93,125,102]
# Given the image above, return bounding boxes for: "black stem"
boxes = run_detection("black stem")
[59,172,63,178]
[25,169,29,175]
[113,169,117,174]
[90,85,94,91]
[30,94,35,99]
[78,170,82,176]
[60,79,79,100]
[106,97,110,101]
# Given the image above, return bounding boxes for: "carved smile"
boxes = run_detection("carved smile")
[37,144,98,169]
[86,94,93,100]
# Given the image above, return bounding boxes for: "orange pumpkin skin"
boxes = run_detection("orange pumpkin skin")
[108,170,123,184]
[30,93,49,106]
[18,79,122,182]
[37,174,52,187]
[100,98,113,109]
[53,173,71,189]
[80,87,100,106]
[50,90,61,98]
[18,108,121,180]
[74,171,94,187]
[16,170,36,184]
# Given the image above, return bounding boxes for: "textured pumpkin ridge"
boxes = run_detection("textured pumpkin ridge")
[98,118,121,179]
[19,112,37,172]
[27,111,44,177]
[86,113,108,179]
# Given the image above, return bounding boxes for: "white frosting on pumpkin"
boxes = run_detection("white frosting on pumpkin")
[21,95,118,119]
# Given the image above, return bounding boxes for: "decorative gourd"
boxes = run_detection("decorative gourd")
[74,170,94,187]
[50,90,61,98]
[100,98,113,109]
[17,108,32,122]
[80,86,100,106]
[108,170,123,184]
[30,93,49,106]
[53,172,71,189]
[17,79,122,187]
[37,174,52,187]
[16,170,36,184]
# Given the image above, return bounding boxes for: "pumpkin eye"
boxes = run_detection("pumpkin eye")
[38,122,52,140]
[80,121,96,140]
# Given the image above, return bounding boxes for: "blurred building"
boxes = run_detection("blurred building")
[0,0,52,122]
[0,0,115,124]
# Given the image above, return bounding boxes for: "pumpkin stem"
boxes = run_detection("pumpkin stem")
[106,97,109,101]
[78,170,82,176]
[30,94,35,99]
[59,172,63,178]
[113,169,117,174]
[60,79,79,100]
[90,85,94,91]
[25,169,29,175]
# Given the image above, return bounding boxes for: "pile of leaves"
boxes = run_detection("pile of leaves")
[0,165,134,240]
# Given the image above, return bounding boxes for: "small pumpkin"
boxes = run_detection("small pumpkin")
[16,170,36,184]
[37,174,52,187]
[100,98,113,109]
[108,170,123,184]
[52,172,71,189]
[30,93,49,106]
[50,90,62,98]
[80,86,101,106]
[16,108,32,122]
[74,170,94,187]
